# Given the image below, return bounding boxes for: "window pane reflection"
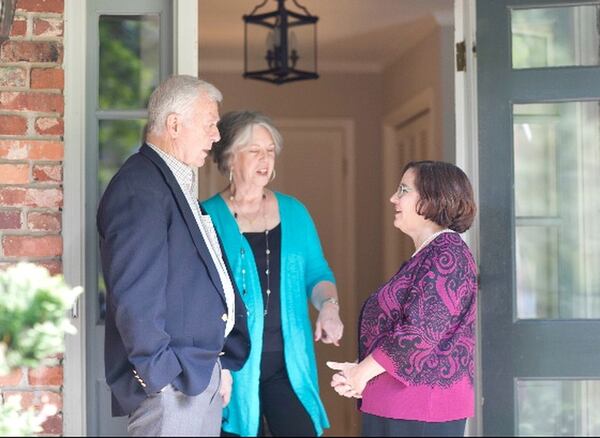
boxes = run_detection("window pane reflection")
[517,380,600,436]
[511,5,600,69]
[97,119,146,322]
[99,15,160,109]
[514,102,600,319]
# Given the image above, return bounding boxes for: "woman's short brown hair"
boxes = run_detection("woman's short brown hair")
[402,160,477,233]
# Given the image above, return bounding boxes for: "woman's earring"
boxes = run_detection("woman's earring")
[270,168,276,183]
[229,169,235,201]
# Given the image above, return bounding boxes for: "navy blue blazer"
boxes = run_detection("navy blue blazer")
[97,144,249,417]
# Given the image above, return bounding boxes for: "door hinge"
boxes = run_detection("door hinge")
[456,41,467,72]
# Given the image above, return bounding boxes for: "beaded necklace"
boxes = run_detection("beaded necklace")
[230,190,272,316]
[412,228,455,257]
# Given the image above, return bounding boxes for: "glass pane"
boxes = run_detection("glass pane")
[514,102,600,319]
[516,226,558,319]
[511,5,600,69]
[97,119,146,322]
[517,380,600,436]
[99,15,160,109]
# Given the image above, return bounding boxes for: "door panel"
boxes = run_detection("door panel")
[270,120,358,437]
[384,109,434,278]
[477,0,600,435]
[86,1,172,435]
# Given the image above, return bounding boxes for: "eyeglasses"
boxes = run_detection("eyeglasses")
[395,183,414,198]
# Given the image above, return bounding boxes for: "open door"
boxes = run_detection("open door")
[476,0,600,435]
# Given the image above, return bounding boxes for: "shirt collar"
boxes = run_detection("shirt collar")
[147,142,195,195]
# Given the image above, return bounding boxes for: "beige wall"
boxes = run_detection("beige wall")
[199,71,385,303]
[382,24,455,160]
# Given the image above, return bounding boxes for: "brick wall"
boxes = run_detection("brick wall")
[0,0,65,435]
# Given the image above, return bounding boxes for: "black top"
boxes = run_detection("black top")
[244,223,283,353]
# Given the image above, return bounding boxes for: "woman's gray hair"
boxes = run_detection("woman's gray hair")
[211,111,283,174]
[146,75,222,135]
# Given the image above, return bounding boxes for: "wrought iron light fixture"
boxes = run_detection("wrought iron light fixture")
[0,0,17,43]
[243,0,318,85]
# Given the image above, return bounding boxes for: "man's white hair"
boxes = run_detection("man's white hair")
[146,75,222,135]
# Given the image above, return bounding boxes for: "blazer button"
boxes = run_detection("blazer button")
[140,382,147,388]
[221,313,228,322]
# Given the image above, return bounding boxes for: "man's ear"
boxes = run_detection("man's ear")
[166,113,179,138]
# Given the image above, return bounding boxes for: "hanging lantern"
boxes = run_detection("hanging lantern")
[243,0,319,85]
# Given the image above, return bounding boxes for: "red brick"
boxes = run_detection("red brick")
[38,259,62,275]
[0,187,62,208]
[35,117,63,135]
[37,391,62,411]
[0,115,27,135]
[31,68,63,89]
[17,0,64,13]
[0,66,28,88]
[33,18,63,37]
[0,188,26,206]
[0,368,23,386]
[28,141,63,160]
[41,413,62,435]
[26,188,63,208]
[9,18,27,37]
[0,91,63,113]
[0,140,28,159]
[0,210,22,229]
[0,41,62,63]
[27,211,60,231]
[3,235,62,257]
[3,391,35,408]
[0,163,29,184]
[28,365,63,386]
[32,164,61,183]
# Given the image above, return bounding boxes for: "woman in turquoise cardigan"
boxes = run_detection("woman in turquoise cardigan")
[201,110,344,436]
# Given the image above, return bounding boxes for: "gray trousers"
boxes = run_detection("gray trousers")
[127,362,222,437]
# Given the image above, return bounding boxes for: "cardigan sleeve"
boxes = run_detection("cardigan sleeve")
[370,244,477,387]
[297,201,336,296]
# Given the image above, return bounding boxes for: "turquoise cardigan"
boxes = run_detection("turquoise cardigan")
[202,192,334,436]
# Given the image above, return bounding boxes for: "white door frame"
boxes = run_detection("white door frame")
[62,1,198,434]
[454,0,480,436]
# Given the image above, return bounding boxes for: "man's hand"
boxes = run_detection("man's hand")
[220,369,233,407]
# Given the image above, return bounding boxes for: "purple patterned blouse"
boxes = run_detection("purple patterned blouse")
[359,232,477,422]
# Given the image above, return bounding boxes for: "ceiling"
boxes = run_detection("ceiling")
[198,0,454,73]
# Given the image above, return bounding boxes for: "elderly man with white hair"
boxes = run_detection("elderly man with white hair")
[97,75,250,436]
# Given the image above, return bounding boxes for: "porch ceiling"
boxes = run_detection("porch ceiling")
[198,0,453,73]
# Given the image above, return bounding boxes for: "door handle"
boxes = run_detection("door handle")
[71,296,80,319]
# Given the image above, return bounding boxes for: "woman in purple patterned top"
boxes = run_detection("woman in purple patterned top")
[328,161,477,437]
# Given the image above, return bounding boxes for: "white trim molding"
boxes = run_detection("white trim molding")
[174,0,198,76]
[62,0,88,435]
[454,1,480,436]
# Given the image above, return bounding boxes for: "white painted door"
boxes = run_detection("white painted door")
[382,105,436,279]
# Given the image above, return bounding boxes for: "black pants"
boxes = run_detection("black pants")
[222,351,315,437]
[362,412,466,437]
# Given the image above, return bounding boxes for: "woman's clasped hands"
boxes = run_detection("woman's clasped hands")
[326,361,364,399]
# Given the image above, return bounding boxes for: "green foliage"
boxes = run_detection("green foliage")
[0,263,82,375]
